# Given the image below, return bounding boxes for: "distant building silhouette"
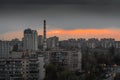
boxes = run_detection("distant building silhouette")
[47,36,59,49]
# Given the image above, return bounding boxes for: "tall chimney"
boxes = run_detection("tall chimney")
[43,20,47,51]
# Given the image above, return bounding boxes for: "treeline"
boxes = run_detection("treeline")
[82,46,120,79]
[82,46,120,67]
[44,64,84,80]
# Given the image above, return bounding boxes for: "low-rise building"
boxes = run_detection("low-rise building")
[0,51,39,80]
[0,41,11,58]
[44,50,82,71]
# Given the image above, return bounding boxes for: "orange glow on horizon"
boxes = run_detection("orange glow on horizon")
[0,29,120,41]
[47,29,120,40]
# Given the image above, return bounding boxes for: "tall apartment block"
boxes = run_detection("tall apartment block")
[23,28,38,51]
[38,35,43,50]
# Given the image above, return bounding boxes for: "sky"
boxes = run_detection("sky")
[0,0,120,40]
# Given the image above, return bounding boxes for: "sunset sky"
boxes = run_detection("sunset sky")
[0,0,120,40]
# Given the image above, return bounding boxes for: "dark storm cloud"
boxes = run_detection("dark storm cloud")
[0,0,120,34]
[0,0,120,5]
[0,4,120,31]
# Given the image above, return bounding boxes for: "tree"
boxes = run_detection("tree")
[58,70,79,80]
[12,44,18,51]
[108,46,115,65]
[45,64,81,80]
[45,64,57,80]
